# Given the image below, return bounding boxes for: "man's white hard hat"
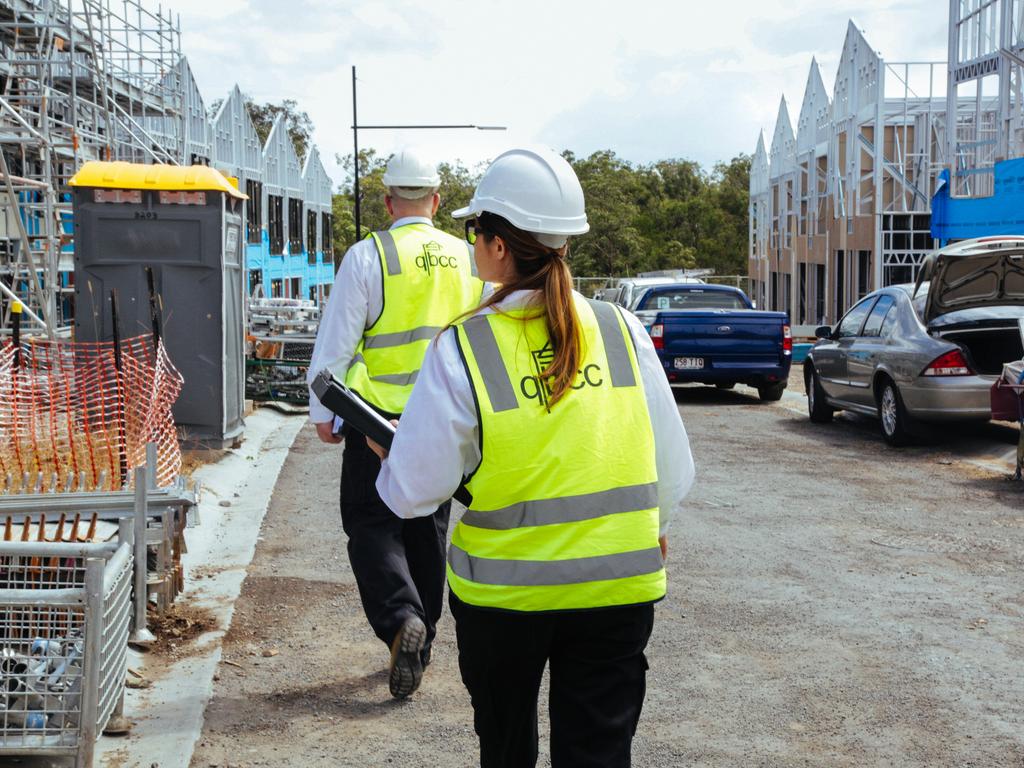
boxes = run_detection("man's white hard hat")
[383,147,441,192]
[452,146,589,248]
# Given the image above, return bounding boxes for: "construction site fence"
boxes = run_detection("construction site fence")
[0,334,183,494]
[0,538,132,768]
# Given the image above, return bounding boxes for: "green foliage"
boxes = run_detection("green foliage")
[329,148,751,276]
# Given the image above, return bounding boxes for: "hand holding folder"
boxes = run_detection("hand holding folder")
[311,370,398,449]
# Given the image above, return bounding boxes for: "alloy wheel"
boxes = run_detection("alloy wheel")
[881,385,897,436]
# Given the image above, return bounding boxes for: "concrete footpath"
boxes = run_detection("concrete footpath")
[94,408,306,768]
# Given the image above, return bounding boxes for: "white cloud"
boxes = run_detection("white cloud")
[171,0,949,185]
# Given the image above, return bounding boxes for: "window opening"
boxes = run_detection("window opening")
[246,180,263,244]
[268,195,284,254]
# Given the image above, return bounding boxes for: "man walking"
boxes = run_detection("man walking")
[308,148,483,698]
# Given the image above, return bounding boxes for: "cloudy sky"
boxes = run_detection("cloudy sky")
[170,0,948,187]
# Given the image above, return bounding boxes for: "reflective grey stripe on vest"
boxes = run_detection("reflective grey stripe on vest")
[448,544,663,587]
[588,300,637,388]
[462,315,519,412]
[466,241,478,277]
[350,354,418,386]
[460,482,657,530]
[376,230,401,276]
[363,325,442,349]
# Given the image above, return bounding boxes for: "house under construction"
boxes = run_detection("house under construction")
[751,2,1024,325]
[0,0,335,337]
[749,20,948,326]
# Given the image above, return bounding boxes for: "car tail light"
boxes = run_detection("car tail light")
[782,325,793,354]
[650,323,664,350]
[922,349,974,376]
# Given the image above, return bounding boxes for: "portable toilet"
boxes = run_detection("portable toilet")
[70,161,248,448]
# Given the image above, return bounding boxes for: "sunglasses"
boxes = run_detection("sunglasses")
[465,218,489,245]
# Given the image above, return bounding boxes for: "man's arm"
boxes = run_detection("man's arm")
[307,240,380,439]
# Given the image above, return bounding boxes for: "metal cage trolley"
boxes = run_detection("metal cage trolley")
[0,538,133,767]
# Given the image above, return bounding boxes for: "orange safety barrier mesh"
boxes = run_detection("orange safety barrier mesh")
[0,334,183,493]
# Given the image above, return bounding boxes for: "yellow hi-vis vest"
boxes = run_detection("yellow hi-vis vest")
[448,294,665,612]
[345,223,483,414]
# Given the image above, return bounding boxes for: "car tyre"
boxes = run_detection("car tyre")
[757,382,786,402]
[715,382,736,390]
[807,367,834,423]
[878,379,912,447]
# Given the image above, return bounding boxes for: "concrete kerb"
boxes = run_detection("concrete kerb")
[94,408,306,768]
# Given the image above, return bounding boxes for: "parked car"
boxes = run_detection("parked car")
[804,236,1024,445]
[614,276,703,311]
[636,283,792,401]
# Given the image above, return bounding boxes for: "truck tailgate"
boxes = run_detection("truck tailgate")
[658,310,788,367]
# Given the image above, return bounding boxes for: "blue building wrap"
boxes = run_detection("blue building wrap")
[931,158,1024,244]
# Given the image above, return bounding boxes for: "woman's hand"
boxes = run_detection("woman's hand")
[659,534,668,562]
[367,419,400,460]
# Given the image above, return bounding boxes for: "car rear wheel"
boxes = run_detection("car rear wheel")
[715,382,736,390]
[878,379,912,447]
[807,368,834,423]
[757,382,785,402]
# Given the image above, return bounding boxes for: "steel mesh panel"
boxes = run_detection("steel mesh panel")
[97,548,131,729]
[0,549,88,750]
[0,335,182,492]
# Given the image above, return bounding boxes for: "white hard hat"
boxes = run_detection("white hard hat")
[452,146,589,248]
[382,147,441,189]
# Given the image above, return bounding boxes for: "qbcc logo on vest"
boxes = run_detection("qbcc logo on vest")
[520,341,603,406]
[416,241,458,275]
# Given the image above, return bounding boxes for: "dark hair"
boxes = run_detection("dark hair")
[454,212,581,408]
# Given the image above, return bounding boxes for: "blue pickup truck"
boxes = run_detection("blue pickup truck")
[633,283,793,401]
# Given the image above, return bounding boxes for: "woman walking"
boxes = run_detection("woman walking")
[371,146,695,767]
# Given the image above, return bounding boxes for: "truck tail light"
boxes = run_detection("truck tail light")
[921,349,973,377]
[782,325,792,354]
[650,323,664,350]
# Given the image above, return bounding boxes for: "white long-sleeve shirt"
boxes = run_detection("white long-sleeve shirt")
[306,216,434,424]
[377,291,696,533]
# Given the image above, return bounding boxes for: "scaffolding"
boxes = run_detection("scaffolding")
[946,0,1024,198]
[0,0,184,336]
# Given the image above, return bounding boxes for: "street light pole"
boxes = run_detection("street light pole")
[352,65,361,242]
[350,66,506,240]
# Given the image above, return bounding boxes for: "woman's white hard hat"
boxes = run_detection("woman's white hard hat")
[453,146,589,248]
[382,147,441,190]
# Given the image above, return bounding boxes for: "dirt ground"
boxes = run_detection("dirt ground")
[190,385,1024,768]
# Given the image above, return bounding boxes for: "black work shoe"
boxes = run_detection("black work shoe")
[389,616,426,699]
[420,644,432,668]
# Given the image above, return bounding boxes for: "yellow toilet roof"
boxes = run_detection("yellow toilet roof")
[69,161,247,199]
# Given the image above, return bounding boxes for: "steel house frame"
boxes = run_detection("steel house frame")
[750,20,947,325]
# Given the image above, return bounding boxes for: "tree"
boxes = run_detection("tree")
[566,150,648,276]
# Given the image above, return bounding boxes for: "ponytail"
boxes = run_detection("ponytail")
[448,212,582,409]
[539,254,581,408]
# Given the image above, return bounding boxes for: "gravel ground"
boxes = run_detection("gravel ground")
[190,385,1024,768]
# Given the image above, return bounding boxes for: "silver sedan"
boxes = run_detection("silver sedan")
[804,237,1024,445]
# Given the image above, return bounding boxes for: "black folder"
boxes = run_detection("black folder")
[311,370,397,449]
[311,369,473,507]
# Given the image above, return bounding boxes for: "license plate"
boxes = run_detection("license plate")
[674,357,704,370]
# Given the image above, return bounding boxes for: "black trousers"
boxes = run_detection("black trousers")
[339,433,451,648]
[450,593,655,768]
